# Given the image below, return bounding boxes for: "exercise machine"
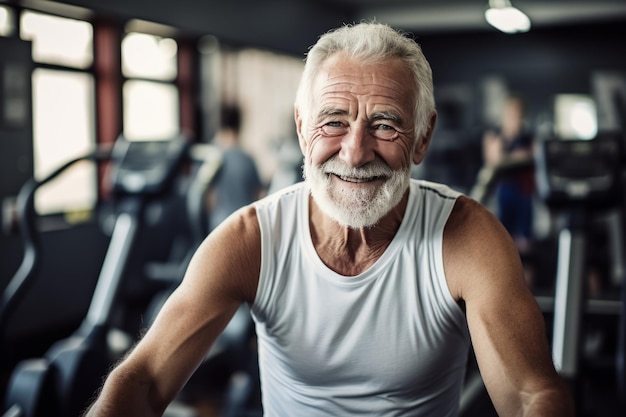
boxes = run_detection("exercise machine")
[535,132,626,410]
[0,147,111,417]
[0,135,194,417]
[141,144,261,417]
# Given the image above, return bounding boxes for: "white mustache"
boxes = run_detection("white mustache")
[320,158,393,180]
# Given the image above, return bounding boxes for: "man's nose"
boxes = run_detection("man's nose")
[339,125,375,168]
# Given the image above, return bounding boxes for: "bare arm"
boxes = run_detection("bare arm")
[84,206,261,417]
[483,131,504,167]
[444,196,574,416]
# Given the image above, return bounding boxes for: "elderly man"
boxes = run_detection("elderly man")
[85,22,573,417]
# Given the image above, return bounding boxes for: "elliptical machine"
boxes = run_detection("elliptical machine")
[1,135,192,417]
[535,131,626,410]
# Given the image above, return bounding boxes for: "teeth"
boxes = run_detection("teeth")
[339,175,371,183]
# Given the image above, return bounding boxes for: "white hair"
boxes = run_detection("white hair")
[295,21,435,145]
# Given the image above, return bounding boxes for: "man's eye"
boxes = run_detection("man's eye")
[372,124,398,141]
[320,122,347,136]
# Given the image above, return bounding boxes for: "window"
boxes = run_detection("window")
[554,94,597,140]
[123,80,179,141]
[0,5,14,36]
[122,32,177,80]
[20,11,95,214]
[32,69,96,213]
[21,10,93,68]
[121,32,179,141]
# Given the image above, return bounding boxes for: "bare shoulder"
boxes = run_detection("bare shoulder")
[184,204,261,304]
[442,195,525,302]
[443,195,512,247]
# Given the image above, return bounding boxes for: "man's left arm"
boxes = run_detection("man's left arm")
[443,196,574,416]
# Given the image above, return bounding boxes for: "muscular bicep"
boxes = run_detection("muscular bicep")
[443,197,561,414]
[120,206,261,408]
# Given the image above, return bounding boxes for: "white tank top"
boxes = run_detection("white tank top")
[252,179,470,416]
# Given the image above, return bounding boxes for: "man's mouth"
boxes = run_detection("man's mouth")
[332,173,385,183]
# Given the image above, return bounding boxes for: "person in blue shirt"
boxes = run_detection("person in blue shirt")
[482,94,535,255]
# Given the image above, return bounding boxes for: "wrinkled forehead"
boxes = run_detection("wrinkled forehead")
[309,53,416,110]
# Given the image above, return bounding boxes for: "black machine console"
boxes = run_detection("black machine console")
[535,132,623,210]
[110,135,190,196]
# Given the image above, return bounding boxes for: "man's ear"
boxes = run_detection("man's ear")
[294,105,307,154]
[413,111,437,165]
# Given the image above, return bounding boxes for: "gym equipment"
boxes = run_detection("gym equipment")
[1,135,192,417]
[0,147,111,417]
[469,156,535,205]
[535,132,626,405]
[141,144,261,417]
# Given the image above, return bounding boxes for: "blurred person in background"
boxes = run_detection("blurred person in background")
[207,104,265,231]
[483,94,536,283]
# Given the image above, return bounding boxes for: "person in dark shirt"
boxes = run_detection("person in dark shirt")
[207,105,265,231]
[483,94,535,255]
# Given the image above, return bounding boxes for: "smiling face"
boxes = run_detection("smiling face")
[296,52,432,228]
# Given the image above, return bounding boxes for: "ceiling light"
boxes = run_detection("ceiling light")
[485,0,531,33]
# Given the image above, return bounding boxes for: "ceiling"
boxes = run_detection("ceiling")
[22,0,626,55]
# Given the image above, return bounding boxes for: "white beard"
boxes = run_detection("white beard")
[303,156,411,229]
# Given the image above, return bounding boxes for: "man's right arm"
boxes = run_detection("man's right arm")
[84,206,261,416]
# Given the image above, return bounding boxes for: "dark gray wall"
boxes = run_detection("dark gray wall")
[422,21,626,127]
